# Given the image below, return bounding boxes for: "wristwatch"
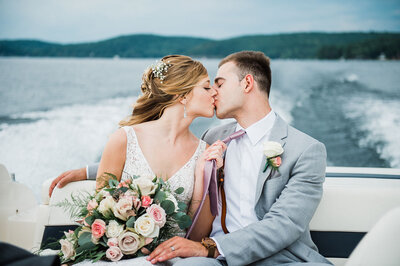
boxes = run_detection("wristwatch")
[201,237,217,258]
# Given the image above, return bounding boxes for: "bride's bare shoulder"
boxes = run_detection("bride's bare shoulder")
[106,128,127,149]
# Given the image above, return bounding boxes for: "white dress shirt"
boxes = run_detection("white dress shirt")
[210,111,276,256]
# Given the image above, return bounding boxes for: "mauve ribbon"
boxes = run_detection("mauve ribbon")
[185,129,245,238]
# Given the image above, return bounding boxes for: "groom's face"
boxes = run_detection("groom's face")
[213,61,245,119]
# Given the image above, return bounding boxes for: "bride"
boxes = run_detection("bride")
[72,55,225,265]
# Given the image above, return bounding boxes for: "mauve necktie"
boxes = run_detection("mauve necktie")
[185,129,246,238]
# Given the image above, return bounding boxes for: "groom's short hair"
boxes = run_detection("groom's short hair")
[219,51,271,97]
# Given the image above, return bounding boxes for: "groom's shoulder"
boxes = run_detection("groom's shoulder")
[286,122,325,151]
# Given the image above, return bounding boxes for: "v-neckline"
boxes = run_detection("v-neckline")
[130,127,201,182]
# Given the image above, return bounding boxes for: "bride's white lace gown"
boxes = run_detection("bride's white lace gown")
[75,126,206,266]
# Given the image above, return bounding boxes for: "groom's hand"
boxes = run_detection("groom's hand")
[147,236,208,264]
[49,168,87,197]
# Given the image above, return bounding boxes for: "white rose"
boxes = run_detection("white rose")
[95,189,111,201]
[133,177,157,196]
[134,214,160,238]
[112,197,133,221]
[98,196,116,216]
[263,141,284,158]
[118,230,142,255]
[59,239,75,260]
[106,246,123,262]
[64,230,76,244]
[106,220,124,238]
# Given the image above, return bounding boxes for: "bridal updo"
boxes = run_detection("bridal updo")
[119,55,208,126]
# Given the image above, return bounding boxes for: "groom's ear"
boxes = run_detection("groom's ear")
[243,74,254,93]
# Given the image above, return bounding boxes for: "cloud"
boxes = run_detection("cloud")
[0,0,399,43]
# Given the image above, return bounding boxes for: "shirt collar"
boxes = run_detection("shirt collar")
[236,111,276,146]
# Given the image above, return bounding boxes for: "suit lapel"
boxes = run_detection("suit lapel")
[255,114,288,204]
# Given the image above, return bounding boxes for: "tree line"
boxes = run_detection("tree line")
[1,32,399,59]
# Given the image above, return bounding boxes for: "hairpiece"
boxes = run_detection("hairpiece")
[151,60,171,82]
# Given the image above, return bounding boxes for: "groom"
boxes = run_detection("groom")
[50,51,331,265]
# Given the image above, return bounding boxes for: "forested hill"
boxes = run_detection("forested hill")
[1,32,399,59]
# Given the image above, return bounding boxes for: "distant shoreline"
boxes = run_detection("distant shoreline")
[1,32,399,60]
[1,56,398,61]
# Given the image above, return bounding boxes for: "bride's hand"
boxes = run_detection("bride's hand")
[203,140,227,169]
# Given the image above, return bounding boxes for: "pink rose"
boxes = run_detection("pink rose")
[141,195,153,208]
[271,156,282,167]
[106,246,123,262]
[107,237,119,247]
[117,181,129,188]
[146,204,166,227]
[91,219,106,239]
[87,199,98,211]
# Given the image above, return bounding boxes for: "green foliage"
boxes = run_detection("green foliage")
[55,191,92,220]
[126,216,136,228]
[154,190,167,203]
[2,32,399,59]
[177,214,192,229]
[174,187,184,194]
[160,200,175,215]
[177,202,187,211]
[85,215,95,226]
[77,232,96,251]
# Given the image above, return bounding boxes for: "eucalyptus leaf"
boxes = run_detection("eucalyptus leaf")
[154,191,166,203]
[172,211,185,220]
[85,215,95,226]
[178,214,192,229]
[174,187,184,194]
[160,200,175,215]
[126,216,136,228]
[178,202,187,211]
[78,232,92,247]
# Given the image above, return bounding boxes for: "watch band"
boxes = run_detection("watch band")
[201,237,216,258]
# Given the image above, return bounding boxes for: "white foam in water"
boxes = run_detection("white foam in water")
[343,73,359,83]
[344,97,400,168]
[0,97,135,200]
[270,90,294,124]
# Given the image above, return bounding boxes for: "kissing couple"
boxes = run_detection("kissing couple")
[50,51,332,266]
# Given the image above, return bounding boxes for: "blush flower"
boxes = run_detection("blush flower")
[106,246,123,262]
[91,219,106,239]
[141,195,153,208]
[146,204,166,227]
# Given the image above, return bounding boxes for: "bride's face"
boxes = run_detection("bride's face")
[185,76,216,118]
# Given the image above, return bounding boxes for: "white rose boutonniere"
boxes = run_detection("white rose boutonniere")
[263,141,284,172]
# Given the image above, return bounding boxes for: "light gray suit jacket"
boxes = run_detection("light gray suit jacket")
[202,115,332,266]
[87,115,331,265]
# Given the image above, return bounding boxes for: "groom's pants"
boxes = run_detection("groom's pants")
[172,257,331,266]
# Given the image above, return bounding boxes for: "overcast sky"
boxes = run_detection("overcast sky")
[0,0,399,43]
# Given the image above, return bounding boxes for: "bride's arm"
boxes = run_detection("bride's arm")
[96,128,127,190]
[187,141,226,241]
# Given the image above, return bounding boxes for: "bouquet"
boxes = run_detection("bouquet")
[55,173,192,264]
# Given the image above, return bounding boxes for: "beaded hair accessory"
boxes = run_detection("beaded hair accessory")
[151,60,171,83]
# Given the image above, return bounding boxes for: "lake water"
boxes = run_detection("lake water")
[1,57,399,199]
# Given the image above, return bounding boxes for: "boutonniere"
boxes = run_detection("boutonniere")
[263,141,284,173]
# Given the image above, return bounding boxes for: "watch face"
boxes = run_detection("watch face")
[203,238,216,247]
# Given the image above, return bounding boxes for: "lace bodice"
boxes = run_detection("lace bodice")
[121,126,206,216]
[75,127,206,266]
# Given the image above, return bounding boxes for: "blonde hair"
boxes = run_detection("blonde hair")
[119,55,208,126]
